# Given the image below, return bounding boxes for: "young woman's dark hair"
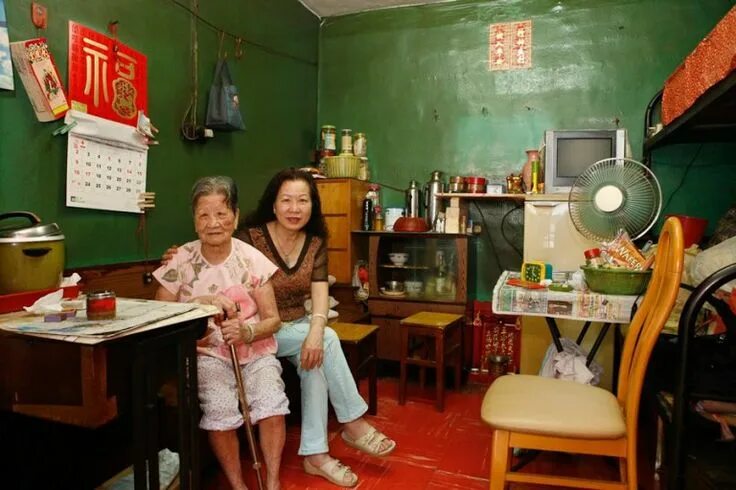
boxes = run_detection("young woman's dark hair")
[242,168,328,238]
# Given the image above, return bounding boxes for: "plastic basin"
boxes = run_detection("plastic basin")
[582,266,652,295]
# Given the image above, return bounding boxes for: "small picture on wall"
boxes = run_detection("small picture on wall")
[0,0,14,90]
[488,20,532,71]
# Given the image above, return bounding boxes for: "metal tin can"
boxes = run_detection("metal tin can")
[353,132,367,157]
[320,125,336,151]
[86,290,116,320]
[448,176,466,193]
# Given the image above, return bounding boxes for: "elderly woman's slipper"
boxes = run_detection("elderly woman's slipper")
[341,426,396,457]
[303,458,358,487]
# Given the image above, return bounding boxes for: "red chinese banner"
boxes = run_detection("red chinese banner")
[488,20,532,71]
[470,300,521,375]
[68,21,147,126]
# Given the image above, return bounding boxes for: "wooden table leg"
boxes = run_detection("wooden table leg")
[399,327,409,405]
[435,330,445,412]
[368,333,377,415]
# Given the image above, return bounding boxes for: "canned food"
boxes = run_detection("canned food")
[353,133,367,157]
[465,176,487,194]
[86,290,116,320]
[320,125,336,151]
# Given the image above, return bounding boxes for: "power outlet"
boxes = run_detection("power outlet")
[143,272,153,285]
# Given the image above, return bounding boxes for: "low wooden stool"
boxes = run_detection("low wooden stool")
[399,312,463,412]
[330,322,379,415]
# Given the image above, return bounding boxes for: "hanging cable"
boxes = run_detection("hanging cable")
[167,0,317,66]
[180,0,200,141]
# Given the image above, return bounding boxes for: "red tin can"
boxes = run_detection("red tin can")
[86,290,116,320]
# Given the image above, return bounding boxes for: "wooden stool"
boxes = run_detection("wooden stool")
[399,312,463,412]
[330,322,379,415]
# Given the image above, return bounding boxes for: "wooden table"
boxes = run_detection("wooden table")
[0,302,215,490]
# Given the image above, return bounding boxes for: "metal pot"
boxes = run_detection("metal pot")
[0,212,65,294]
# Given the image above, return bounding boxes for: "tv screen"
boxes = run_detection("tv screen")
[543,129,626,193]
[556,138,613,178]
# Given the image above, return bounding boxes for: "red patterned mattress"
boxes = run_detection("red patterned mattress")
[662,6,736,125]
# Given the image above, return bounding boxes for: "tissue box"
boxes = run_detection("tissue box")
[0,285,80,314]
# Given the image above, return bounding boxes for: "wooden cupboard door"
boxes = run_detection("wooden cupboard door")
[327,250,351,284]
[323,216,348,249]
[318,180,347,214]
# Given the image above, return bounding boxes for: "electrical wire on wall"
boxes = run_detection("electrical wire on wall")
[471,201,524,276]
[167,0,317,66]
[181,0,200,141]
[659,143,703,215]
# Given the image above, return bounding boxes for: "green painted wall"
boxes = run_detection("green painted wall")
[0,0,318,268]
[318,0,736,299]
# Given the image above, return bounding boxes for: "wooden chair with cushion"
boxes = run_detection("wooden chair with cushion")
[480,216,684,490]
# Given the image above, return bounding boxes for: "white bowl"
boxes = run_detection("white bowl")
[388,253,409,265]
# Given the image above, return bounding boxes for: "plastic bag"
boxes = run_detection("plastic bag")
[205,59,245,131]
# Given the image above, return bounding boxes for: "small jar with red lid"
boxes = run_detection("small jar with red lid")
[86,290,117,320]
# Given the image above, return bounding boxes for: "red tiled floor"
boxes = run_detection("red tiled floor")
[205,377,621,489]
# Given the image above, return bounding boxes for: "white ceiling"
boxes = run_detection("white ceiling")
[299,0,453,18]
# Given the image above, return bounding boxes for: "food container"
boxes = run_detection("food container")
[581,266,652,295]
[388,252,408,265]
[448,176,466,193]
[404,280,423,296]
[0,212,65,294]
[86,290,117,320]
[353,132,367,157]
[465,177,487,193]
[320,125,336,151]
[384,280,404,292]
[340,129,353,154]
[392,217,430,232]
[324,154,361,178]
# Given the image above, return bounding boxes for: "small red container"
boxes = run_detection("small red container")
[86,290,116,320]
[465,177,487,193]
[666,214,708,248]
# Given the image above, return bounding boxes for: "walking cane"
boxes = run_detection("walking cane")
[226,308,265,490]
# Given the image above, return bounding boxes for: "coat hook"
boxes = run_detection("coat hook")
[108,20,119,53]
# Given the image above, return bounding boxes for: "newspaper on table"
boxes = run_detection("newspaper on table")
[0,298,198,339]
[492,271,639,324]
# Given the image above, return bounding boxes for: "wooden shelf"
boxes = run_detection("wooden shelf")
[436,192,526,201]
[379,264,430,270]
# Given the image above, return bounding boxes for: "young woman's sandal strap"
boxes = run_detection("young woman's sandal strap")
[341,427,396,457]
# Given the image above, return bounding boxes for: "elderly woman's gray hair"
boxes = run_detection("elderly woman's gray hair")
[191,176,239,214]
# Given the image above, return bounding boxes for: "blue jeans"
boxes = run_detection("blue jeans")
[275,317,368,455]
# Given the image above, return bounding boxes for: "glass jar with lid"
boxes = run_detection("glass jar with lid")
[320,125,336,151]
[340,129,353,154]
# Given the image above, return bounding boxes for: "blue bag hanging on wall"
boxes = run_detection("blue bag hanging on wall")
[205,59,245,131]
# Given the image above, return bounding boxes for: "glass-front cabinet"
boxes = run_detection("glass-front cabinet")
[354,231,468,360]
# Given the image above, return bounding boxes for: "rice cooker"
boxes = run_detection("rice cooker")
[0,212,65,294]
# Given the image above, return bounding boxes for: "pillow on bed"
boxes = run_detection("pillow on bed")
[691,235,736,291]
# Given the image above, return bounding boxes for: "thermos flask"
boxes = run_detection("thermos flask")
[405,180,421,218]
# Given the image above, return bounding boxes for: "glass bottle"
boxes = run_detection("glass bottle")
[373,205,384,231]
[435,250,447,294]
[341,129,353,154]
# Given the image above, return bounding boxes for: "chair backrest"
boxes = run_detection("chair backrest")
[616,217,684,432]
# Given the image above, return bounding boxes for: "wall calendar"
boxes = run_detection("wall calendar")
[65,110,148,213]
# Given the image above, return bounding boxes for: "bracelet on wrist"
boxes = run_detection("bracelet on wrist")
[311,313,328,324]
[245,323,255,343]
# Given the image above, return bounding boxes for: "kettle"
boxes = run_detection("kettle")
[405,180,422,218]
[424,170,444,228]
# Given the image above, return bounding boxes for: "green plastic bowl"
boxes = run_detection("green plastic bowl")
[581,266,652,295]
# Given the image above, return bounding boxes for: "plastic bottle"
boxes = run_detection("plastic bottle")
[362,198,373,231]
[584,248,605,268]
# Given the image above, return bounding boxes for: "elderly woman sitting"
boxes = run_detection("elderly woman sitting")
[153,176,288,490]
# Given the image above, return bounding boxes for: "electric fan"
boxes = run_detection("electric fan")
[569,157,662,242]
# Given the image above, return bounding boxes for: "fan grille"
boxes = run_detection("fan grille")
[569,158,662,242]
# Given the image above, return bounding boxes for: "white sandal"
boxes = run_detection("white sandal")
[341,426,396,457]
[303,457,358,487]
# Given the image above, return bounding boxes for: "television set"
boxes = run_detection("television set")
[543,129,626,193]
